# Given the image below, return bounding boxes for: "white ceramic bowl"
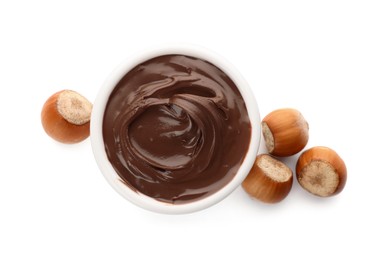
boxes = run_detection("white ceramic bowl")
[91,45,260,214]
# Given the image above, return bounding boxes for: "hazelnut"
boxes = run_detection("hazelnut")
[242,154,293,203]
[41,90,92,144]
[296,146,347,197]
[262,108,309,157]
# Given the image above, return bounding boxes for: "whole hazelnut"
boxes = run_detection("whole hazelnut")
[296,146,347,197]
[242,154,293,203]
[41,90,92,144]
[262,108,309,157]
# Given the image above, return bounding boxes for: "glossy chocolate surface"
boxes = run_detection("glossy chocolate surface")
[103,55,251,203]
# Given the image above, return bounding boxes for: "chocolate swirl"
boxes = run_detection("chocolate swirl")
[103,55,251,204]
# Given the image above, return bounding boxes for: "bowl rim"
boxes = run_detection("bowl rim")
[90,44,260,214]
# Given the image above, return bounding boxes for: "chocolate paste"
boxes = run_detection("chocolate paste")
[103,55,251,204]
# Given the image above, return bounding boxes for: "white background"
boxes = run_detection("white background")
[1,0,385,259]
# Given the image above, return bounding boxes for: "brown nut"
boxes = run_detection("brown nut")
[41,90,92,144]
[242,154,293,203]
[262,108,309,157]
[296,146,347,197]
